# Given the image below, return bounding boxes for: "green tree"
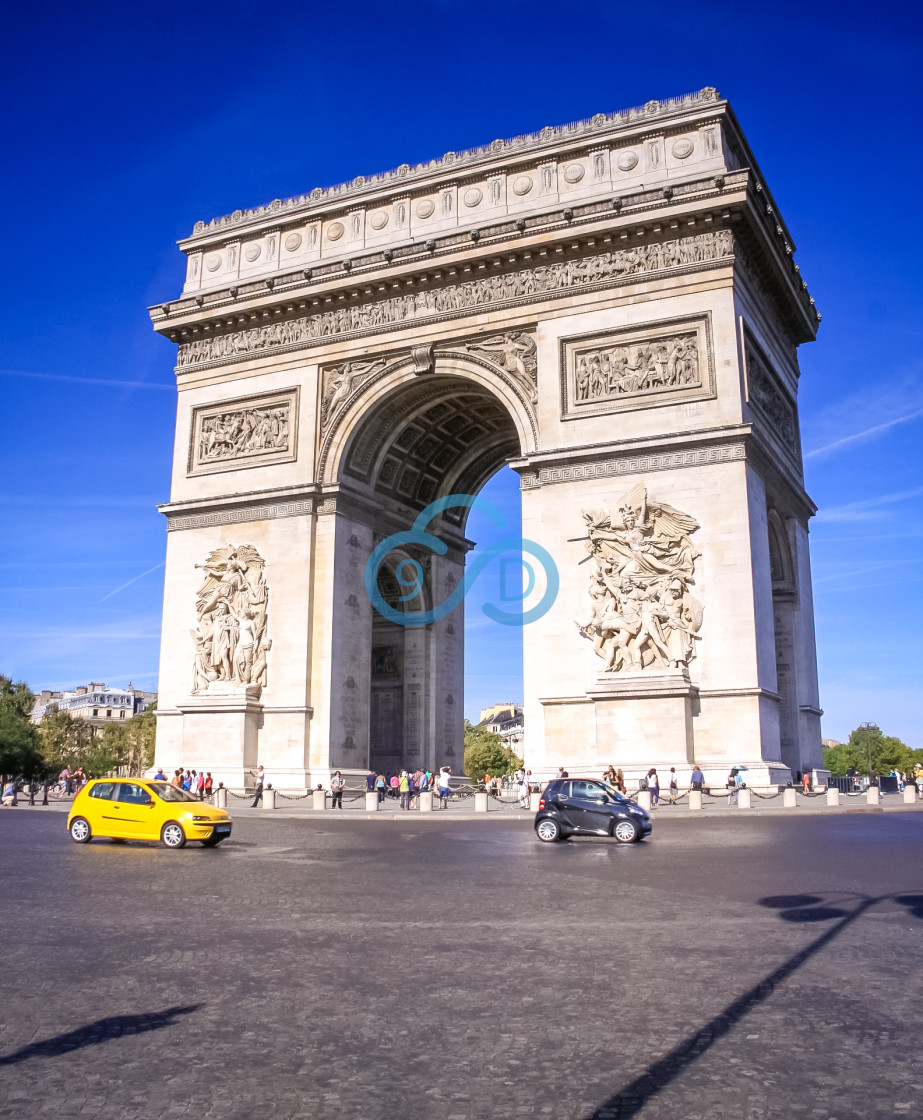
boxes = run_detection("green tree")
[823,724,922,776]
[463,719,523,781]
[97,705,156,776]
[0,675,44,780]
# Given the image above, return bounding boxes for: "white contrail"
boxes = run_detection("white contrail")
[805,406,923,459]
[97,563,165,604]
[1,367,174,390]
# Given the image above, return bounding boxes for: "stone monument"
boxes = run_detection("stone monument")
[150,88,822,789]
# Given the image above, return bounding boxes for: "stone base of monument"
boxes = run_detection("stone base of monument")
[587,669,696,764]
[312,789,327,811]
[783,787,797,808]
[365,792,379,812]
[475,792,489,812]
[174,685,262,788]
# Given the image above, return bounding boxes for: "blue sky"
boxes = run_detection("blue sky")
[1,1,920,744]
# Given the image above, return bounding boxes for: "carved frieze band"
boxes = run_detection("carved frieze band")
[176,230,734,370]
[188,388,299,476]
[166,499,314,532]
[560,315,714,419]
[744,337,798,456]
[520,441,746,489]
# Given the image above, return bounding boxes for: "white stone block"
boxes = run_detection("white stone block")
[737,788,751,809]
[365,791,379,812]
[214,788,228,809]
[475,792,489,813]
[418,792,433,813]
[637,791,652,811]
[866,785,879,806]
[262,789,276,810]
[826,788,840,807]
[312,789,327,811]
[903,785,916,805]
[530,792,541,811]
[688,790,702,811]
[783,788,797,808]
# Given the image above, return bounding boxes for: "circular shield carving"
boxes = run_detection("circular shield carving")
[672,137,695,159]
[463,187,483,207]
[616,151,639,172]
[415,199,436,219]
[352,174,366,187]
[326,221,345,241]
[563,163,585,183]
[244,243,261,262]
[369,210,389,230]
[205,253,222,272]
[284,232,302,252]
[310,187,323,201]
[512,175,533,196]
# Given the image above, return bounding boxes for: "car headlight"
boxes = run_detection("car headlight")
[191,815,212,822]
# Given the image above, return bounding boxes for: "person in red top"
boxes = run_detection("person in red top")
[204,772,213,800]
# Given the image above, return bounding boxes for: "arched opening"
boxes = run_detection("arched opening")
[767,510,798,772]
[328,369,527,776]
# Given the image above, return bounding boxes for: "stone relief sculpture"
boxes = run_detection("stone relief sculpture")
[198,404,290,463]
[575,484,704,673]
[746,344,797,453]
[574,332,699,404]
[177,231,733,368]
[465,332,537,403]
[191,544,270,692]
[320,359,388,429]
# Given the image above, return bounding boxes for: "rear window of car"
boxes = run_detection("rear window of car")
[88,782,116,800]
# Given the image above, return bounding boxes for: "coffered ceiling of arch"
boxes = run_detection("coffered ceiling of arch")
[341,378,520,517]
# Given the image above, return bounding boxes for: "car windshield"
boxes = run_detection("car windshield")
[148,781,200,803]
[601,781,630,803]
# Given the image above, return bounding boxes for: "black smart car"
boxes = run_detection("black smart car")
[534,778,652,843]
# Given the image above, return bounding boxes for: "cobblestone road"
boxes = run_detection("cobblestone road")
[1,809,920,1119]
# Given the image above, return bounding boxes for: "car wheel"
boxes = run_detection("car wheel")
[69,817,92,844]
[536,818,562,843]
[161,822,187,849]
[613,817,640,843]
[200,837,225,847]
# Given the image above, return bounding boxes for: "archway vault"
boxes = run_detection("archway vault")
[319,351,537,518]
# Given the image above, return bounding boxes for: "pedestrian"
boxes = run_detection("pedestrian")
[330,770,345,809]
[690,764,704,791]
[196,771,206,800]
[518,769,530,808]
[376,772,386,804]
[413,769,426,807]
[483,772,492,796]
[648,768,660,807]
[556,766,565,780]
[366,770,376,794]
[154,767,166,781]
[727,769,738,805]
[399,769,411,810]
[801,771,811,795]
[438,766,451,808]
[204,772,213,799]
[1,780,16,806]
[389,773,399,799]
[669,767,678,804]
[171,769,182,787]
[251,764,265,807]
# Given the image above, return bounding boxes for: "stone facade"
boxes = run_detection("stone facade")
[151,88,822,789]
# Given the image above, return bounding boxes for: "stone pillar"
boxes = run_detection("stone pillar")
[637,791,652,812]
[688,790,702,811]
[215,788,228,809]
[530,791,541,811]
[474,792,489,813]
[312,789,327,811]
[783,787,797,808]
[419,791,433,813]
[826,788,840,807]
[262,788,277,810]
[365,791,379,812]
[737,788,752,809]
[903,785,917,805]
[866,785,879,806]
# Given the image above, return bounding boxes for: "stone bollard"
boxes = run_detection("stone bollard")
[419,791,433,813]
[474,792,489,813]
[903,785,917,805]
[530,791,541,811]
[365,791,379,812]
[688,790,702,811]
[783,787,797,808]
[637,790,652,812]
[737,788,752,809]
[312,789,327,811]
[262,788,276,810]
[215,788,228,809]
[826,788,840,807]
[866,785,879,806]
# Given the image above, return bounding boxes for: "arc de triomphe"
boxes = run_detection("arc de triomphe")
[150,87,822,789]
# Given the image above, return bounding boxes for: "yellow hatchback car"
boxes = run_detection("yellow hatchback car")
[67,778,233,848]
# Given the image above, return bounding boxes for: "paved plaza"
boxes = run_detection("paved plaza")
[1,808,921,1119]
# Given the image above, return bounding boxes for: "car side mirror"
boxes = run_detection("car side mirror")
[144,798,155,807]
